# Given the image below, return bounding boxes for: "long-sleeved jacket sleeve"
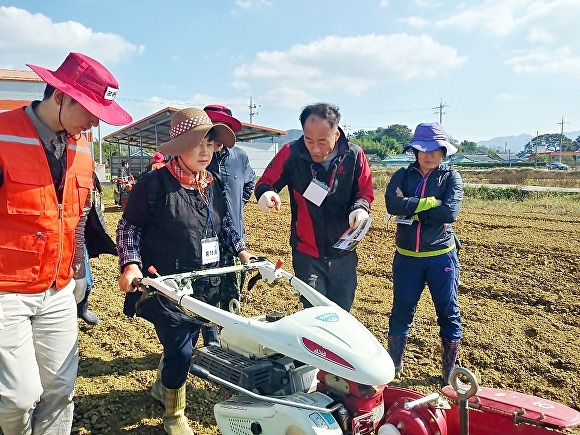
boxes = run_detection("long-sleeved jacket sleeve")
[385,168,419,216]
[242,153,256,205]
[418,170,463,224]
[350,148,374,213]
[254,143,292,200]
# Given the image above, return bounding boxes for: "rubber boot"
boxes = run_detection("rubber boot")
[160,384,194,435]
[387,335,408,376]
[442,338,461,385]
[201,325,220,347]
[77,286,100,325]
[151,354,164,403]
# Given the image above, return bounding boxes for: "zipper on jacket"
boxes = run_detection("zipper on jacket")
[414,169,433,252]
[53,203,64,284]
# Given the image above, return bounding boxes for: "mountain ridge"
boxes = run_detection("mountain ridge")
[258,129,580,153]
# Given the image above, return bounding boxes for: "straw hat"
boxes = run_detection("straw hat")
[204,104,243,132]
[27,52,132,126]
[158,108,235,155]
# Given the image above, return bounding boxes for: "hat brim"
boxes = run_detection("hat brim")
[405,139,458,156]
[158,123,236,156]
[206,111,243,132]
[27,63,132,126]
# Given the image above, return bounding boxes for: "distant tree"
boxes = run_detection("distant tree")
[350,126,404,157]
[573,135,580,151]
[523,133,574,154]
[383,124,413,147]
[91,140,119,167]
[458,140,478,153]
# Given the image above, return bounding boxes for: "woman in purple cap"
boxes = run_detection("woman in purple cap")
[0,52,131,435]
[384,122,463,385]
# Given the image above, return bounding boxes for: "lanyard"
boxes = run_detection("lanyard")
[203,188,215,238]
[311,160,340,194]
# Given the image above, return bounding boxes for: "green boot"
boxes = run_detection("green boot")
[151,354,163,403]
[160,384,194,435]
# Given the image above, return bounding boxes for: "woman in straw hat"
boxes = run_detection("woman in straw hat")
[116,108,252,434]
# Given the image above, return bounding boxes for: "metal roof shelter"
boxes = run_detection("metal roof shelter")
[103,107,287,150]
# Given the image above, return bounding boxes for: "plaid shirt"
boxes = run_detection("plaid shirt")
[117,211,246,272]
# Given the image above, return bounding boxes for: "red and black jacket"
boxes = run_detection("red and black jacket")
[255,129,373,259]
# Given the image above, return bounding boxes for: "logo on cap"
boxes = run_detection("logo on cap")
[104,86,118,101]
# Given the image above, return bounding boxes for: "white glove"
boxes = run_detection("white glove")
[258,191,281,212]
[349,209,369,229]
[384,210,392,225]
[435,199,442,206]
[73,278,87,304]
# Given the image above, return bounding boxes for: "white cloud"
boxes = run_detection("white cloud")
[527,28,555,44]
[259,87,318,112]
[505,47,580,75]
[234,0,271,9]
[435,0,528,36]
[435,0,580,41]
[0,6,143,69]
[400,16,429,28]
[379,0,389,7]
[233,33,467,97]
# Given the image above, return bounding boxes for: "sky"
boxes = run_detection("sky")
[1,0,579,147]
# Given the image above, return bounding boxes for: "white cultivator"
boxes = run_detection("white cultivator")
[135,258,580,435]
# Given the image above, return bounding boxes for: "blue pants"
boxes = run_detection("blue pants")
[292,250,358,312]
[389,250,462,341]
[138,295,202,389]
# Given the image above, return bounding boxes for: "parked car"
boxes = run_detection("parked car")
[547,162,569,170]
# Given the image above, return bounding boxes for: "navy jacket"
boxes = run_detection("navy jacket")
[385,161,463,254]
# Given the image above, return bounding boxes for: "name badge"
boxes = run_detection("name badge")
[303,179,329,206]
[201,237,220,265]
[394,216,414,225]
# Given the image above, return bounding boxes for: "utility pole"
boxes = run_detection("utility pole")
[433,99,449,123]
[249,97,259,125]
[557,116,565,163]
[534,131,538,168]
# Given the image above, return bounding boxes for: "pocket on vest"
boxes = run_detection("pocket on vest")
[0,229,45,282]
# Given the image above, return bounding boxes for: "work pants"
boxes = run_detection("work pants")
[292,250,358,312]
[0,279,78,435]
[389,249,462,341]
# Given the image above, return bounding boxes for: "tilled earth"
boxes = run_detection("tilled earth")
[71,191,580,434]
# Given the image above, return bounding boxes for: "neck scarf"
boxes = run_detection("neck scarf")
[167,157,213,203]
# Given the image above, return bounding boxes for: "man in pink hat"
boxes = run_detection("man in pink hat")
[0,52,131,434]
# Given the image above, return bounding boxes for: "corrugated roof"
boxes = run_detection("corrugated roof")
[0,69,43,82]
[103,107,288,148]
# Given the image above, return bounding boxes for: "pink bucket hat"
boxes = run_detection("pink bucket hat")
[204,104,243,132]
[27,52,132,126]
[158,108,236,155]
[152,152,165,163]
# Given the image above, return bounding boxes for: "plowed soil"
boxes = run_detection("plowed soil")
[70,185,579,434]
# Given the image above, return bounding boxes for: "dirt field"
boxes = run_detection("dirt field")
[69,184,579,434]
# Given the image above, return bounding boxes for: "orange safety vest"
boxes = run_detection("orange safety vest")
[0,108,93,293]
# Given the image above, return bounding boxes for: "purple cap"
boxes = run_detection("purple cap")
[405,122,458,156]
